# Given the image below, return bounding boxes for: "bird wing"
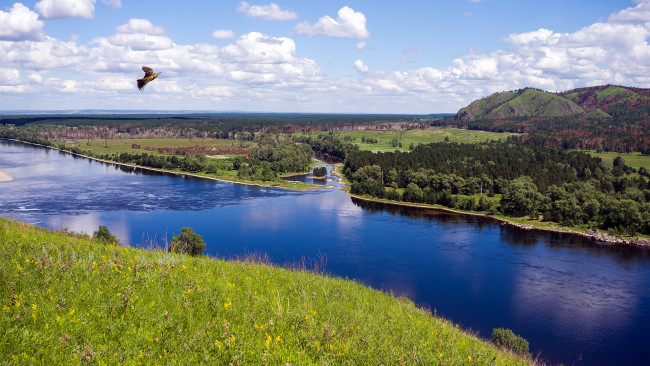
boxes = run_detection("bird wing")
[142,66,153,76]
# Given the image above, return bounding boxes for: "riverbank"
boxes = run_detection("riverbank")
[1,138,325,191]
[331,164,650,247]
[0,216,534,365]
[0,170,13,182]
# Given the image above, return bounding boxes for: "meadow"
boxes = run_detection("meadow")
[301,127,521,152]
[579,150,650,170]
[0,217,532,365]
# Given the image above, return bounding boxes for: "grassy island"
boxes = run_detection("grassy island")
[0,217,532,365]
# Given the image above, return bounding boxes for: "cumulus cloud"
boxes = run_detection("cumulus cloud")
[35,0,96,20]
[294,6,370,39]
[0,3,44,41]
[108,19,172,50]
[354,59,369,73]
[212,29,237,41]
[115,19,166,35]
[0,68,22,85]
[4,1,650,113]
[609,0,650,24]
[237,2,297,21]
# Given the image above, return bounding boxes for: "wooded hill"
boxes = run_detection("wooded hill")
[439,85,650,153]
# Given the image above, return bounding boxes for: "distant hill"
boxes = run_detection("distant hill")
[440,85,650,153]
[457,88,585,121]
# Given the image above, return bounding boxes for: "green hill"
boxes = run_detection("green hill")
[0,217,531,365]
[457,88,584,121]
[444,85,650,153]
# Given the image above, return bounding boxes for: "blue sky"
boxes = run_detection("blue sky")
[0,0,648,113]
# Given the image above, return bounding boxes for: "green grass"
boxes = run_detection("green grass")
[581,150,650,170]
[0,217,531,365]
[299,127,520,153]
[66,137,251,158]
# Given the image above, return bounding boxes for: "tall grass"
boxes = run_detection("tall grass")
[0,217,532,365]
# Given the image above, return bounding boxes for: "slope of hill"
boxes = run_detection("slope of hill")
[444,85,650,153]
[457,88,584,121]
[0,217,532,365]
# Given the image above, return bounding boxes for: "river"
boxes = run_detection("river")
[1,139,649,365]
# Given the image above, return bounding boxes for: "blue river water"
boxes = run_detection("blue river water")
[1,139,649,365]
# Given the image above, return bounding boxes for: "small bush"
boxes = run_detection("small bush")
[313,166,327,177]
[491,327,529,356]
[169,227,206,256]
[92,225,119,245]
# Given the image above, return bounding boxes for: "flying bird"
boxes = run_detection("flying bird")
[137,66,160,90]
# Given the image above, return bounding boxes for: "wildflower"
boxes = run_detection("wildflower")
[468,356,472,362]
[223,298,232,311]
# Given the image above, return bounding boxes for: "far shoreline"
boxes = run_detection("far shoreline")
[330,164,650,247]
[0,138,326,191]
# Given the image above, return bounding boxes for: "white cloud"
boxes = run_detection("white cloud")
[108,19,173,50]
[107,33,174,50]
[116,19,166,36]
[35,0,96,20]
[0,68,21,85]
[354,59,369,73]
[212,29,237,41]
[100,0,121,8]
[0,3,44,41]
[4,1,650,113]
[294,6,370,39]
[237,2,297,21]
[609,0,650,24]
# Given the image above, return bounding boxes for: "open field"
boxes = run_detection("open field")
[65,137,252,158]
[0,217,531,365]
[580,150,650,170]
[296,127,521,152]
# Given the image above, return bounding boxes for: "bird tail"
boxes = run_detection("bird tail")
[137,78,147,90]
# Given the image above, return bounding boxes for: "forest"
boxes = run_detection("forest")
[343,142,650,235]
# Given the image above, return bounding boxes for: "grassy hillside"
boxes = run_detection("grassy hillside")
[457,88,584,121]
[0,217,531,365]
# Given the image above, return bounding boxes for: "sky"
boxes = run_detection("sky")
[1,0,649,113]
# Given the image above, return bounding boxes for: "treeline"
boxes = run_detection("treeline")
[344,142,650,235]
[0,113,431,138]
[236,141,313,181]
[434,114,650,154]
[293,133,359,161]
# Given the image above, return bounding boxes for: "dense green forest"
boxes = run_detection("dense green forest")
[343,142,650,235]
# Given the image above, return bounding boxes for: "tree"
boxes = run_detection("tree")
[500,176,541,217]
[93,225,119,245]
[169,227,206,256]
[313,166,327,177]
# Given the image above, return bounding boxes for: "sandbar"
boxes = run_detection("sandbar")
[0,170,13,182]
